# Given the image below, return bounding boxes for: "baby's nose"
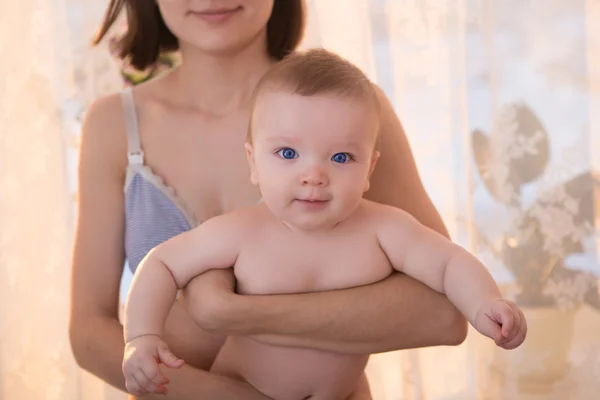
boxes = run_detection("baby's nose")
[301,165,329,187]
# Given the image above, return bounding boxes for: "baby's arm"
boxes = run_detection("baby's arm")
[377,206,526,348]
[124,212,243,342]
[122,212,244,396]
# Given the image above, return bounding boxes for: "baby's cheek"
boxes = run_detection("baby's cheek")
[262,181,293,206]
[337,185,363,207]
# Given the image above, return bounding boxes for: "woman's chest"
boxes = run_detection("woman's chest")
[140,115,260,222]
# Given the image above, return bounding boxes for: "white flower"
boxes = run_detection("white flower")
[529,185,591,256]
[543,273,596,310]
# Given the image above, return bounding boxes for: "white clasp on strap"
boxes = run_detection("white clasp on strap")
[128,151,144,165]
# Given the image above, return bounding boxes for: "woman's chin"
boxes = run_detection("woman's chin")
[179,28,266,58]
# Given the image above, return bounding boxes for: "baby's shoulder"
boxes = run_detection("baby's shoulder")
[356,199,407,220]
[354,200,418,237]
[208,203,270,232]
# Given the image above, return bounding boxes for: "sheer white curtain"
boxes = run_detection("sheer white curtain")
[0,0,79,399]
[1,1,599,399]
[0,1,125,399]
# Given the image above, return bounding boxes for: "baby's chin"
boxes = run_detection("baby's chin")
[261,197,356,231]
[275,212,340,233]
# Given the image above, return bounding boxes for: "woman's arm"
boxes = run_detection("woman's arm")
[184,271,466,354]
[183,87,467,353]
[68,95,269,399]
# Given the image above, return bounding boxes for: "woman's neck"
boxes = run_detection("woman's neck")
[169,33,275,115]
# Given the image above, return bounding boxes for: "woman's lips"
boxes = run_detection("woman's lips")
[191,6,242,23]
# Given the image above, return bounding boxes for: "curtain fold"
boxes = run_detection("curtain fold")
[0,0,78,399]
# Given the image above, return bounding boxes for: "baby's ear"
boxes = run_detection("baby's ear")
[364,151,380,192]
[245,143,259,185]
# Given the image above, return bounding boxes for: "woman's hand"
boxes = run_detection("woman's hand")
[179,268,244,334]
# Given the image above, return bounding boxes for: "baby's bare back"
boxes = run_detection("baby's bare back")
[211,202,393,400]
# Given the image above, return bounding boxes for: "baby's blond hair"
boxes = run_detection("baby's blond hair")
[248,48,380,142]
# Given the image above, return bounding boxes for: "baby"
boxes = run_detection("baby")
[122,49,527,399]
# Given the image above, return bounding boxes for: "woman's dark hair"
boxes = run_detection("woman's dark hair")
[94,0,306,71]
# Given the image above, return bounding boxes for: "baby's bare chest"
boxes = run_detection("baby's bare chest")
[233,230,393,295]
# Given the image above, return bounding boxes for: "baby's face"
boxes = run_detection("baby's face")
[247,90,379,231]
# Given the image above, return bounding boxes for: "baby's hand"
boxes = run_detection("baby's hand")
[123,334,185,396]
[473,299,527,350]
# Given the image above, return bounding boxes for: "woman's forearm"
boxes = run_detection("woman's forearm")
[223,273,467,354]
[70,315,129,391]
[69,315,269,399]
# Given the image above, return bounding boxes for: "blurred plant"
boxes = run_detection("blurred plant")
[108,35,180,86]
[472,102,600,311]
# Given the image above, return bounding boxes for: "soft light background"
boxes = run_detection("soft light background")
[1,0,599,399]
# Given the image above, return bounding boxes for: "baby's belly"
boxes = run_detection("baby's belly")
[211,336,369,400]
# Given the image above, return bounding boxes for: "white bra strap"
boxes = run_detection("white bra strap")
[120,87,144,165]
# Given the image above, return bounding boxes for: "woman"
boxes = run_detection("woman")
[68,1,467,399]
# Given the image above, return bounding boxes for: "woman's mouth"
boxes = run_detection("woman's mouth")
[191,6,242,23]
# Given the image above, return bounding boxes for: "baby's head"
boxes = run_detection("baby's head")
[246,48,380,231]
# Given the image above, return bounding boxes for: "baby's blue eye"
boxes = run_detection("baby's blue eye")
[332,152,351,163]
[277,148,297,159]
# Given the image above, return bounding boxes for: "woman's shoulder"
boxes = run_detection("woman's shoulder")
[82,71,168,136]
[84,91,126,129]
[80,92,128,170]
[79,74,174,171]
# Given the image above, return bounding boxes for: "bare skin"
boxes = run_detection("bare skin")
[125,199,525,398]
[68,69,468,399]
[180,85,469,356]
[69,10,467,400]
[122,88,526,399]
[69,38,275,399]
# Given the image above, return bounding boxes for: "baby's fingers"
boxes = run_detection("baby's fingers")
[491,302,514,338]
[158,345,185,369]
[125,374,149,397]
[476,314,503,342]
[136,367,166,395]
[141,358,170,391]
[505,303,522,339]
[499,304,527,349]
